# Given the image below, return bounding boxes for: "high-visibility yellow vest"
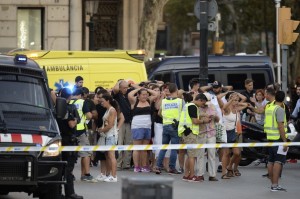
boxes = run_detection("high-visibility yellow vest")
[70,99,86,131]
[178,103,199,137]
[161,98,183,125]
[264,101,287,140]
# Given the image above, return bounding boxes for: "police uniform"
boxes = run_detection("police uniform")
[178,102,199,158]
[57,104,83,199]
[69,99,92,157]
[264,101,287,164]
[156,97,183,171]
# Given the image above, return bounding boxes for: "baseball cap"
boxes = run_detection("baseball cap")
[212,81,222,88]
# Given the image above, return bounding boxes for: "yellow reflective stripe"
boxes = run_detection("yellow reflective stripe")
[179,144,186,149]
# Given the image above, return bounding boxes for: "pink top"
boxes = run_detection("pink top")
[198,104,217,138]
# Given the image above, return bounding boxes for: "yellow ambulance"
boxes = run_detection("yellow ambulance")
[10,50,147,92]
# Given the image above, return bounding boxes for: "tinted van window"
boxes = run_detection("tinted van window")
[227,73,248,90]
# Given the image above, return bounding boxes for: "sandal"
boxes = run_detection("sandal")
[226,169,234,177]
[234,169,241,176]
[221,174,230,179]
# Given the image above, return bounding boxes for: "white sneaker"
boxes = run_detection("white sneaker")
[96,174,107,182]
[104,175,117,182]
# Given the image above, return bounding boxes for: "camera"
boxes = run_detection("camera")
[183,125,192,136]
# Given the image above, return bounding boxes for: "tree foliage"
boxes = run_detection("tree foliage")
[164,0,198,55]
[138,0,169,60]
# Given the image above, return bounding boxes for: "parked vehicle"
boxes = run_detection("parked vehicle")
[147,55,275,92]
[239,120,300,166]
[8,50,147,92]
[0,54,66,198]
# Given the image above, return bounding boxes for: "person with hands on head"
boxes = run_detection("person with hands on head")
[112,80,133,170]
[221,92,248,179]
[128,87,158,172]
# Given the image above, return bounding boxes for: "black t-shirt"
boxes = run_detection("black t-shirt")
[240,90,255,105]
[96,104,107,128]
[84,99,96,129]
[188,104,198,118]
[112,89,133,123]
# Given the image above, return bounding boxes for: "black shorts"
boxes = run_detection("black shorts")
[268,146,286,165]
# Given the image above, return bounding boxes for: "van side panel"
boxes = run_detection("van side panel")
[36,58,90,91]
[88,58,147,89]
[34,55,147,92]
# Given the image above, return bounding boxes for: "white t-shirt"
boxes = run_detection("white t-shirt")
[210,91,227,123]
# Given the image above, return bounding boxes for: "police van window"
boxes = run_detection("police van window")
[227,74,247,90]
[251,73,266,89]
[179,72,215,90]
[154,73,171,83]
[162,73,171,83]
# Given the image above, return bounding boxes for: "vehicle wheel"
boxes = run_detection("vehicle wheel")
[39,185,61,199]
[239,158,255,166]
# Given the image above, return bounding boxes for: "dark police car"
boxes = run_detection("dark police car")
[0,54,65,198]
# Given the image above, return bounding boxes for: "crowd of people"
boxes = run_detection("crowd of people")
[53,75,300,198]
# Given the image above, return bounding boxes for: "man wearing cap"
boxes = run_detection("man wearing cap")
[70,88,96,182]
[57,88,83,199]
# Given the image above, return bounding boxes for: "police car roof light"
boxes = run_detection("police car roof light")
[14,54,27,64]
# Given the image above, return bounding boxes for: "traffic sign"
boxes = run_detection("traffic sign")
[194,0,218,21]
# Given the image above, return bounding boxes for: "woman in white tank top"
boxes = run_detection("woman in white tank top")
[97,94,119,182]
[221,92,248,179]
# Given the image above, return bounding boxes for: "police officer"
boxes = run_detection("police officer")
[155,83,183,174]
[264,90,288,192]
[57,88,83,199]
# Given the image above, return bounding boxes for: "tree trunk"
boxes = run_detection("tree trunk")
[225,3,240,53]
[138,0,169,60]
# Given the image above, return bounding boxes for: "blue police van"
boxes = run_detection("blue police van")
[148,55,275,91]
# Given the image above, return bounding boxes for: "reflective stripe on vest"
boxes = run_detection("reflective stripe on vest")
[178,103,199,137]
[70,99,86,131]
[264,102,287,140]
[161,98,183,125]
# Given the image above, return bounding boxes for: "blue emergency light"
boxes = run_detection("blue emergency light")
[14,54,27,64]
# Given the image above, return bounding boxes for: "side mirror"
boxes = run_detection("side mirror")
[56,97,67,119]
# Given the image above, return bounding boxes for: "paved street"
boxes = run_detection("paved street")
[4,161,299,199]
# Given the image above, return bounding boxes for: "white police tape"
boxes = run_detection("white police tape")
[1,142,300,152]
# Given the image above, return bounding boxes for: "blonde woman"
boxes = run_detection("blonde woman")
[220,92,248,179]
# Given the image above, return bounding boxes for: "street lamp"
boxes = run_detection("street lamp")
[85,0,100,50]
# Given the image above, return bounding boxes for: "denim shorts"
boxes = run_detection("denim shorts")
[106,136,117,145]
[132,128,151,140]
[268,146,286,165]
[226,129,238,143]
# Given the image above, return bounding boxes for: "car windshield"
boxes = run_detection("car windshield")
[0,74,57,132]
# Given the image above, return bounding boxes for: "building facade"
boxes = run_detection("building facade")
[0,0,145,53]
